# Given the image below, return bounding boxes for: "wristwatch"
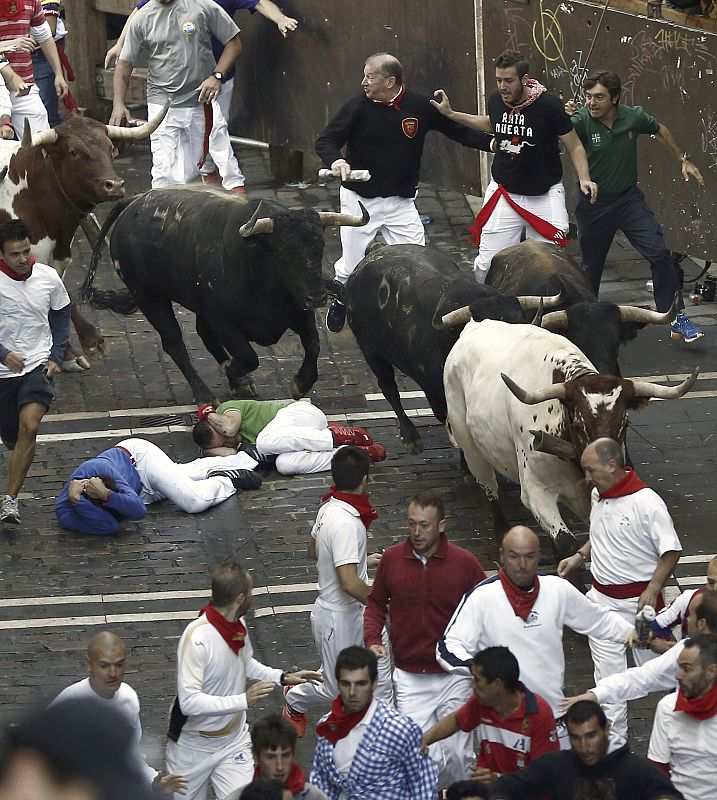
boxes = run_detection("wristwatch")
[212,71,224,81]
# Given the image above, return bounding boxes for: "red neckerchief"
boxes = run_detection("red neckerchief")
[253,762,305,795]
[499,568,541,621]
[0,255,36,282]
[373,84,406,110]
[0,0,23,19]
[315,695,371,745]
[675,679,717,720]
[599,467,649,500]
[469,185,569,249]
[200,603,246,654]
[322,485,377,529]
[506,78,547,117]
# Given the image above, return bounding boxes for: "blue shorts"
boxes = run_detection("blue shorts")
[0,365,55,448]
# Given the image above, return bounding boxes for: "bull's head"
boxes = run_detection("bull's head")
[502,367,699,458]
[237,201,369,310]
[19,104,169,212]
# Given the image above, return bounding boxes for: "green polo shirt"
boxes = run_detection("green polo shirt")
[571,104,659,195]
[216,400,289,444]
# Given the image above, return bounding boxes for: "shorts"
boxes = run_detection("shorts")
[0,365,55,448]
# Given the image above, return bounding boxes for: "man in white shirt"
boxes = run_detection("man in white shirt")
[437,525,636,748]
[648,633,717,800]
[166,561,321,800]
[0,219,70,524]
[52,630,186,795]
[283,447,390,737]
[558,437,682,740]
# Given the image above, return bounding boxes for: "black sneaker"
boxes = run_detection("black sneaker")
[238,443,278,472]
[326,298,347,333]
[207,468,263,490]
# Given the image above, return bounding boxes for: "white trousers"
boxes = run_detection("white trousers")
[10,84,49,138]
[473,180,569,282]
[200,77,244,188]
[147,101,244,190]
[586,587,659,741]
[255,402,337,475]
[117,438,257,512]
[394,668,473,787]
[284,600,392,713]
[166,727,253,800]
[333,187,425,283]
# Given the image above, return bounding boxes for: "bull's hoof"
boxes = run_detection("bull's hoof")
[290,376,313,400]
[231,381,258,399]
[554,530,579,562]
[79,332,105,353]
[403,438,424,455]
[63,356,91,373]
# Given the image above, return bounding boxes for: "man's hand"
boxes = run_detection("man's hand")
[7,72,30,97]
[367,552,382,568]
[561,690,597,713]
[564,99,578,116]
[282,670,323,686]
[624,630,639,649]
[44,360,62,379]
[276,15,298,36]
[369,644,387,659]
[330,158,351,181]
[2,351,25,373]
[54,74,69,99]
[637,587,658,611]
[0,36,36,54]
[153,771,188,796]
[83,477,111,503]
[650,636,677,654]
[579,179,598,203]
[470,766,498,786]
[557,553,583,579]
[104,42,122,69]
[246,680,276,704]
[67,479,87,504]
[430,89,453,118]
[196,75,221,104]
[682,159,704,186]
[0,122,13,139]
[109,103,132,126]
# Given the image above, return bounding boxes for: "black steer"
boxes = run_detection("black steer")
[82,189,367,401]
[346,244,552,453]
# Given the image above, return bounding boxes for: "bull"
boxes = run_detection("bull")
[443,319,698,558]
[486,240,676,375]
[345,244,560,454]
[82,190,368,401]
[0,109,167,368]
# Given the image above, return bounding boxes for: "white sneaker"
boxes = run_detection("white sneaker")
[646,280,654,292]
[1,495,20,524]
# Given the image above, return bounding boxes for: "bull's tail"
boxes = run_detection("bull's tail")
[81,196,139,315]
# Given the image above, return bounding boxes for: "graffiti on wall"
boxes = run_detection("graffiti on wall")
[701,107,717,169]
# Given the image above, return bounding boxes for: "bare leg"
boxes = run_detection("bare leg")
[7,402,47,496]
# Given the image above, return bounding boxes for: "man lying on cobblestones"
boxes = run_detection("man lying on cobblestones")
[250,713,328,799]
[55,436,260,534]
[51,630,187,795]
[1,219,70,525]
[166,561,321,800]
[192,399,386,475]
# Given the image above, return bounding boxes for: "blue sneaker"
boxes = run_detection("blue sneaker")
[671,313,704,343]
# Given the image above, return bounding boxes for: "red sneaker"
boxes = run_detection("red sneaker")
[360,443,386,462]
[201,170,221,185]
[282,689,309,737]
[329,424,373,447]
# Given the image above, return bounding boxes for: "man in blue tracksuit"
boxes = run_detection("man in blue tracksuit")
[55,437,260,534]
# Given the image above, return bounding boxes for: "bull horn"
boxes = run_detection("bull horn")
[530,298,544,326]
[439,306,472,328]
[23,119,58,149]
[317,201,369,228]
[632,367,700,400]
[530,430,578,461]
[517,291,563,311]
[105,101,170,141]
[618,295,679,325]
[0,165,7,183]
[541,310,569,331]
[502,372,567,404]
[239,202,274,237]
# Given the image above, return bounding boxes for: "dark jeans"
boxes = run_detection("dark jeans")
[31,39,64,128]
[575,186,683,313]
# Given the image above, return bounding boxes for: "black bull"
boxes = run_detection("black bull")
[81,190,367,401]
[345,244,553,453]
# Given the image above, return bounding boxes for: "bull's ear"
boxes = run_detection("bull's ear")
[111,146,120,158]
[627,397,651,412]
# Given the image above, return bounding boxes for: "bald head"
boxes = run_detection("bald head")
[85,631,126,699]
[581,437,626,494]
[362,54,403,102]
[500,526,540,589]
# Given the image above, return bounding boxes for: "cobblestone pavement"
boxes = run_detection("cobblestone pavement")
[1,139,715,772]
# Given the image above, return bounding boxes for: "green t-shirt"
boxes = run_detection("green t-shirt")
[216,400,289,444]
[571,104,659,195]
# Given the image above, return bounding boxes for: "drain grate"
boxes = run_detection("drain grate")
[419,425,451,451]
[138,414,194,427]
